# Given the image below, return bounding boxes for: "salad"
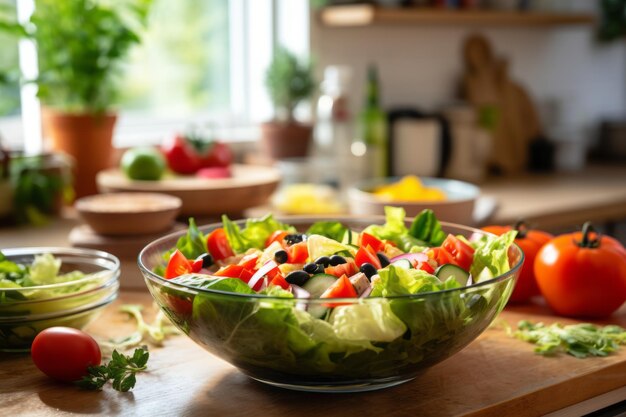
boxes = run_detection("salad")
[0,252,87,298]
[0,251,116,351]
[151,207,519,382]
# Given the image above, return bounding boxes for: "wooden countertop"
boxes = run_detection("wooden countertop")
[2,291,626,417]
[479,165,626,230]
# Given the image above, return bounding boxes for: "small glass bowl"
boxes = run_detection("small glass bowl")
[139,217,523,392]
[0,247,120,352]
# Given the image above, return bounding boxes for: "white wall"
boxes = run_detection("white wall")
[311,16,626,146]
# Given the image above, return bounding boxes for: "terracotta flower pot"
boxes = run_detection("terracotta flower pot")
[260,121,312,161]
[43,110,117,198]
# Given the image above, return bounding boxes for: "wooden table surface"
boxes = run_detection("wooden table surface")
[479,164,626,230]
[2,291,626,417]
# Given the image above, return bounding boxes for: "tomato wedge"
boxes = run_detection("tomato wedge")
[238,253,259,270]
[214,264,254,283]
[325,258,357,278]
[355,245,382,270]
[428,247,455,267]
[321,274,357,306]
[360,232,384,253]
[165,249,196,279]
[265,230,289,247]
[269,273,290,290]
[287,242,308,264]
[207,228,235,261]
[441,234,475,271]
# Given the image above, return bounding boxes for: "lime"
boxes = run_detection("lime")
[120,147,166,181]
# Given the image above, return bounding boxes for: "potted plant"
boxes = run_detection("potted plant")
[3,0,151,198]
[262,47,315,160]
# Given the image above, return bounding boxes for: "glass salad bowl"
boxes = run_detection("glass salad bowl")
[138,216,523,392]
[0,247,120,352]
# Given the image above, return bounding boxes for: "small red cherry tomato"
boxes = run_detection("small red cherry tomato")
[31,327,101,383]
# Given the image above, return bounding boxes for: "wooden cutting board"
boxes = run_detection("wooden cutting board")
[97,164,281,217]
[2,292,625,417]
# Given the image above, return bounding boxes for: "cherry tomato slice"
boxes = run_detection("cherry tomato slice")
[207,228,235,261]
[165,249,193,279]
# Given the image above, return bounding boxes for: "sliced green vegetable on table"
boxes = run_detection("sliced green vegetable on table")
[511,320,626,358]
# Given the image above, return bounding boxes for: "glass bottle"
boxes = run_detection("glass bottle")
[354,64,388,179]
[314,66,354,189]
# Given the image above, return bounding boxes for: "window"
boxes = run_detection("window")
[0,0,310,150]
[0,0,23,149]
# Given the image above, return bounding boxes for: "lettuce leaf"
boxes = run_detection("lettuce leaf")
[306,221,348,242]
[329,301,407,343]
[172,274,255,294]
[306,234,356,260]
[371,265,442,297]
[363,206,408,246]
[470,231,517,281]
[363,207,445,251]
[175,218,207,260]
[408,209,446,246]
[222,214,295,254]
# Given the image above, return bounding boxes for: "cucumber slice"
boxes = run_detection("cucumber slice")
[391,259,413,270]
[301,273,336,318]
[302,273,337,298]
[340,230,360,245]
[436,264,471,287]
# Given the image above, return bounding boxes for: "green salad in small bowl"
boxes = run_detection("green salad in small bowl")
[139,207,523,392]
[0,247,120,352]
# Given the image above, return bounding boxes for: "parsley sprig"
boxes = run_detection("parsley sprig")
[76,348,149,392]
[511,320,626,358]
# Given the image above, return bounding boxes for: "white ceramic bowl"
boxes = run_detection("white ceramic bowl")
[348,177,480,225]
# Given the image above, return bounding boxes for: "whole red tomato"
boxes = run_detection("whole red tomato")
[161,134,202,174]
[162,133,233,175]
[31,327,101,382]
[534,222,626,318]
[482,222,553,303]
[200,142,233,168]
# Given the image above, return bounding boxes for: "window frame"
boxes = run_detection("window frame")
[0,0,310,151]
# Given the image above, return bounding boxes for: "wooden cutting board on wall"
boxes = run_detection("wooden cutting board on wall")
[462,34,543,174]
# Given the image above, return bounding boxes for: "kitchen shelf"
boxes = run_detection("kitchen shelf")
[319,5,596,27]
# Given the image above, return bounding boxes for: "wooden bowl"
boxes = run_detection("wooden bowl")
[348,177,480,225]
[75,192,182,236]
[96,164,281,217]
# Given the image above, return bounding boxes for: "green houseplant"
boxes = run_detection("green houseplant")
[2,0,152,198]
[261,47,315,160]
